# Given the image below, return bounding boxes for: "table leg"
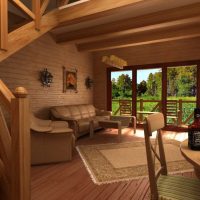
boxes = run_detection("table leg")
[118,123,122,142]
[90,120,94,138]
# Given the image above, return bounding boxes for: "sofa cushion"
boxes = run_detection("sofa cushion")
[68,106,82,120]
[53,106,71,118]
[86,105,96,117]
[78,105,90,119]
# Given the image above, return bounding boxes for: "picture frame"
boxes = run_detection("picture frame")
[63,66,78,93]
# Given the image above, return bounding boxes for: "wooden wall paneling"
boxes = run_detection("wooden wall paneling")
[0,35,93,118]
[0,0,8,51]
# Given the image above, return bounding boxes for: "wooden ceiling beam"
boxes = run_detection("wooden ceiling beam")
[77,25,200,52]
[55,3,200,43]
[57,0,144,26]
[56,15,200,44]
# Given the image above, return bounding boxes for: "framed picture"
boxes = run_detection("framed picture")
[63,66,78,93]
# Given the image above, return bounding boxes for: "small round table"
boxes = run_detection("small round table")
[180,139,200,178]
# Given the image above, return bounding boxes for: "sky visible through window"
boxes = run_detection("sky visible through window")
[111,68,161,84]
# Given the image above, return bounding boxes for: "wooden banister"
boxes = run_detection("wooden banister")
[10,87,30,200]
[0,159,10,199]
[0,108,11,173]
[0,79,15,110]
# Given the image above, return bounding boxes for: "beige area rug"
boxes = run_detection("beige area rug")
[76,140,193,185]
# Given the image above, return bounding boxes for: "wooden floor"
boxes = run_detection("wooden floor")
[31,128,195,200]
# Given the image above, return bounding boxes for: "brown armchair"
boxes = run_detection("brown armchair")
[30,114,74,165]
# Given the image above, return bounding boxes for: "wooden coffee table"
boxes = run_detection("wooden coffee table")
[90,116,136,141]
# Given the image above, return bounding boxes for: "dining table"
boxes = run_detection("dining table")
[180,139,200,178]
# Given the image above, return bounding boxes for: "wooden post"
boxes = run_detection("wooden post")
[139,99,143,122]
[178,99,182,126]
[32,0,41,30]
[0,0,8,50]
[11,87,30,200]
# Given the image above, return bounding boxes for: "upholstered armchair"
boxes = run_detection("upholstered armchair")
[30,114,74,165]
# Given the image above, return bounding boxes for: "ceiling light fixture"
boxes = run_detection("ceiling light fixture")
[102,55,128,69]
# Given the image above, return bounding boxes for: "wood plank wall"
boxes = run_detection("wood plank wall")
[0,33,94,118]
[93,37,200,110]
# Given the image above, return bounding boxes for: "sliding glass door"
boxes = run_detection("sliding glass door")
[167,65,197,127]
[137,68,162,124]
[111,70,132,116]
[108,61,199,130]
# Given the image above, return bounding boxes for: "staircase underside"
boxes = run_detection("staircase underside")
[1,0,200,62]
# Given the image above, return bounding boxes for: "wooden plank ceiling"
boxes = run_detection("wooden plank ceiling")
[51,0,200,52]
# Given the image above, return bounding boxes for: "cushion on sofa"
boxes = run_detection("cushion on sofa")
[53,106,71,119]
[78,105,90,119]
[68,106,82,120]
[86,105,96,117]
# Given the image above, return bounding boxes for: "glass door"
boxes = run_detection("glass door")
[167,65,197,127]
[137,68,162,124]
[111,70,132,116]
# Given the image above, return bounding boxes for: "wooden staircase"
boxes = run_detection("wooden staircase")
[0,0,59,62]
[0,80,30,200]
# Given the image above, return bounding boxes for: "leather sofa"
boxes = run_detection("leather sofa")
[50,104,111,139]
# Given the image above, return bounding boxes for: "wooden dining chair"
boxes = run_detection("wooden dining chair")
[119,100,132,116]
[144,112,200,200]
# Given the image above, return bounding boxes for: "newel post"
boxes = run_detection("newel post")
[11,87,30,200]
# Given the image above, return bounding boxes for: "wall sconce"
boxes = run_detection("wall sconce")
[85,76,93,89]
[40,68,53,87]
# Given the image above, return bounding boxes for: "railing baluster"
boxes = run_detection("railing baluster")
[32,0,41,30]
[178,99,182,125]
[139,99,143,121]
[0,0,8,51]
